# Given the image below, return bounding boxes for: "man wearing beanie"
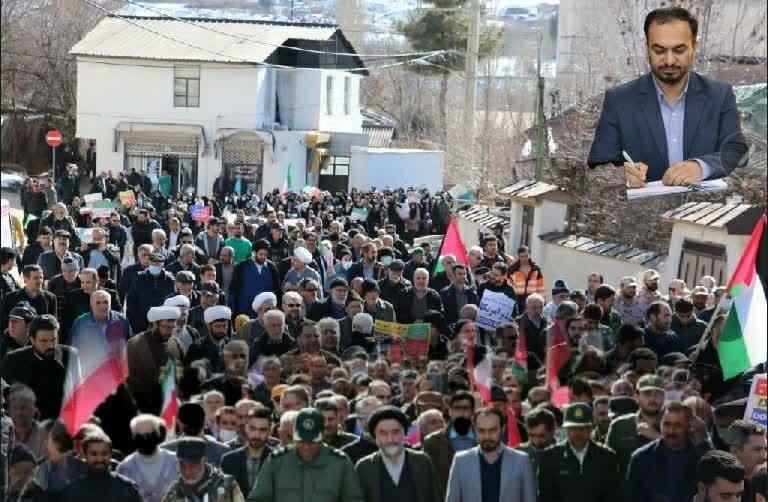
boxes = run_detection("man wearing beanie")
[355,405,442,502]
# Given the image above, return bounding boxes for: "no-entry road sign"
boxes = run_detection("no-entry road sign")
[46,130,63,147]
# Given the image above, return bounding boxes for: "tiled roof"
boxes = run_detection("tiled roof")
[499,179,578,204]
[661,202,763,235]
[70,16,339,63]
[457,205,510,230]
[539,231,667,269]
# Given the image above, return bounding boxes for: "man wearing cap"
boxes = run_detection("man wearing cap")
[196,217,225,261]
[0,265,56,333]
[266,222,291,263]
[230,239,281,317]
[163,437,244,502]
[185,305,233,373]
[606,374,666,477]
[543,279,571,321]
[403,247,428,283]
[37,229,84,280]
[248,407,364,502]
[167,243,202,283]
[538,402,620,502]
[0,302,36,360]
[615,276,646,325]
[378,259,412,307]
[126,306,184,414]
[126,252,177,334]
[355,405,442,502]
[308,277,350,321]
[170,270,201,308]
[691,285,712,317]
[284,247,322,293]
[163,402,232,467]
[189,281,225,337]
[638,269,663,312]
[164,294,199,353]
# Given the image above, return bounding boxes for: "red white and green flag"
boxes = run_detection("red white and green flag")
[718,215,767,379]
[160,359,179,429]
[433,217,469,275]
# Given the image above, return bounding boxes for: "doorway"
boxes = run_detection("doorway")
[318,155,349,192]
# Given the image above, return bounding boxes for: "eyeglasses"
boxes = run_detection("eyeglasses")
[285,303,301,308]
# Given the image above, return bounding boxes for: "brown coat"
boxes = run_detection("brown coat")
[126,330,182,413]
[421,428,455,498]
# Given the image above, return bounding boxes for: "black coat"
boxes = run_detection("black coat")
[306,298,345,322]
[0,345,79,419]
[378,277,411,307]
[220,444,273,496]
[185,335,226,373]
[394,287,444,323]
[59,471,140,502]
[125,270,176,333]
[439,284,479,325]
[61,288,122,345]
[25,190,48,217]
[340,435,378,465]
[21,241,47,267]
[0,288,56,333]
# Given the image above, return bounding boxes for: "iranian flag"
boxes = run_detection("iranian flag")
[160,360,180,429]
[60,318,128,435]
[718,214,767,379]
[282,162,294,194]
[433,217,469,275]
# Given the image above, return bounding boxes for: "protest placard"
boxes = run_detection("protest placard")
[90,200,116,219]
[374,320,431,361]
[350,207,369,222]
[83,193,103,205]
[118,190,136,206]
[190,204,212,223]
[476,290,516,331]
[744,374,767,426]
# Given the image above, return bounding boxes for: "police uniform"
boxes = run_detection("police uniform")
[162,437,245,502]
[537,403,621,502]
[247,408,364,502]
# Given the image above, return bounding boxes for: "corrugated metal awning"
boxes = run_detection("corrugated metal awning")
[539,231,666,269]
[499,179,577,205]
[662,202,763,235]
[457,205,510,230]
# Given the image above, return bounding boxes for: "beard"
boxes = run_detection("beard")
[248,437,266,450]
[479,439,501,453]
[651,62,688,84]
[379,443,404,458]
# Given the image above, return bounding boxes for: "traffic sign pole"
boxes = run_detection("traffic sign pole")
[52,146,56,181]
[45,130,63,181]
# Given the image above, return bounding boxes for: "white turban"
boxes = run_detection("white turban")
[205,305,232,324]
[252,292,277,313]
[293,246,313,264]
[147,306,181,323]
[163,295,190,308]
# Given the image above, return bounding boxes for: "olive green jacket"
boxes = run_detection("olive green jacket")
[605,412,656,478]
[537,440,621,502]
[247,445,363,502]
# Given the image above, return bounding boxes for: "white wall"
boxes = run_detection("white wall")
[663,222,750,287]
[349,147,444,192]
[538,241,657,295]
[268,130,309,193]
[530,199,568,263]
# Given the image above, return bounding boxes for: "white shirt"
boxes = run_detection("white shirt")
[569,441,589,467]
[382,451,406,485]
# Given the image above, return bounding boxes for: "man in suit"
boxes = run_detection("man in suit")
[220,405,274,497]
[355,406,442,502]
[446,407,536,502]
[538,402,621,502]
[0,265,57,334]
[588,6,748,185]
[440,263,478,325]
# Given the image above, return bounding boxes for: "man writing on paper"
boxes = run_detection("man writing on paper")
[588,7,748,187]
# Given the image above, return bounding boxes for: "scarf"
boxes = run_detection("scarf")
[178,464,226,502]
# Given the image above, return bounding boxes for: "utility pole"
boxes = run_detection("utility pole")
[290,0,294,21]
[534,30,546,180]
[463,0,481,144]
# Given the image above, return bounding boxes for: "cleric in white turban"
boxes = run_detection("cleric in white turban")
[163,295,191,309]
[204,305,232,325]
[252,292,277,314]
[147,306,181,323]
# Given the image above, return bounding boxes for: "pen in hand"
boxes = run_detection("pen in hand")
[623,151,647,188]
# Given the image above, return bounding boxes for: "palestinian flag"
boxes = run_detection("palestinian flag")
[160,360,179,429]
[433,217,469,275]
[718,215,767,379]
[282,162,294,194]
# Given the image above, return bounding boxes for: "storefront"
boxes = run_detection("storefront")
[123,132,199,196]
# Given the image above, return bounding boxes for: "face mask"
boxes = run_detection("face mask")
[381,256,393,267]
[218,429,238,443]
[452,416,472,436]
[148,265,161,275]
[341,261,352,271]
[133,432,163,455]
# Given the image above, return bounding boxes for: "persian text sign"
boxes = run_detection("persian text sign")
[476,290,516,331]
[744,374,767,426]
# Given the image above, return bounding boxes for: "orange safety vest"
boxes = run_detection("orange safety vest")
[508,265,545,298]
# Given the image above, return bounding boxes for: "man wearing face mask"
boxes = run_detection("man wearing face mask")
[116,414,179,502]
[1,315,80,420]
[59,431,140,502]
[118,244,151,304]
[355,406,442,502]
[185,306,232,373]
[250,407,364,502]
[423,391,477,499]
[162,437,244,502]
[126,252,176,334]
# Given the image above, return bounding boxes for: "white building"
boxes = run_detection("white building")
[71,15,433,196]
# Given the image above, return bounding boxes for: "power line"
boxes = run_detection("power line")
[110,0,451,60]
[70,0,446,74]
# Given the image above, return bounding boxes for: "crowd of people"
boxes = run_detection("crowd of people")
[0,167,766,502]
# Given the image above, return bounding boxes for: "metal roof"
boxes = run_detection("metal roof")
[70,16,339,63]
[499,179,577,204]
[457,206,510,230]
[362,126,394,148]
[539,232,666,269]
[661,202,763,235]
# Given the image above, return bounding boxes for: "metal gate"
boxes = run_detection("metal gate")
[221,134,264,195]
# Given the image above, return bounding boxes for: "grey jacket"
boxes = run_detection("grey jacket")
[446,446,536,502]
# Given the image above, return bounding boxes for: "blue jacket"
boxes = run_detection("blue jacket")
[588,72,748,181]
[125,270,176,333]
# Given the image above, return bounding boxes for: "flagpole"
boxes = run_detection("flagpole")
[431,216,452,276]
[694,293,729,353]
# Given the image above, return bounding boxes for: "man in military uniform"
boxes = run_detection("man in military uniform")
[163,437,245,502]
[248,407,364,502]
[538,402,621,502]
[605,374,665,477]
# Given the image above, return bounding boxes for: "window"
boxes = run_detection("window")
[344,76,352,115]
[325,75,334,115]
[520,205,535,248]
[174,66,200,107]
